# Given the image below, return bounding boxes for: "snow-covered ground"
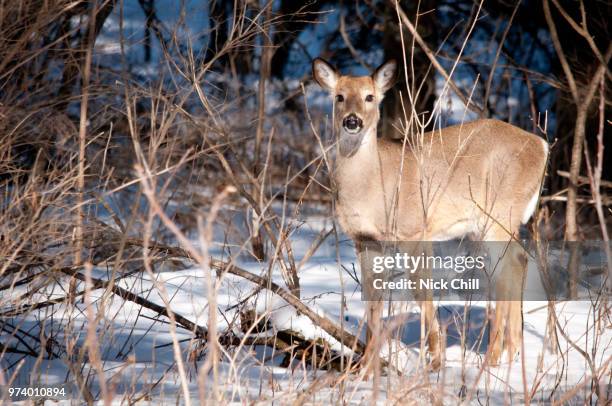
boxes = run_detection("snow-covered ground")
[2,208,610,404]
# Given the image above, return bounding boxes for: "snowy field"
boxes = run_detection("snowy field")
[3,206,610,404]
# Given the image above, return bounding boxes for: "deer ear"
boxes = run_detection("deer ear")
[312,58,338,92]
[373,59,397,93]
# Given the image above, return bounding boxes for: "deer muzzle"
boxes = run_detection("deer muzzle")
[342,114,363,133]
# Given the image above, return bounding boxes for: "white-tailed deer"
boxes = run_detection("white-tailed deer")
[312,58,548,368]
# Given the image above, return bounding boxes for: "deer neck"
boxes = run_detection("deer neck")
[334,127,383,208]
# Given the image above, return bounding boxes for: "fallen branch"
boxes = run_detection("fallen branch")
[3,237,366,358]
[58,262,365,369]
[58,268,209,340]
[122,235,369,360]
[81,236,368,358]
[210,258,367,355]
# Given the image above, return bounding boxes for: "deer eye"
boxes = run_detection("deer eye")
[335,94,344,103]
[365,94,374,102]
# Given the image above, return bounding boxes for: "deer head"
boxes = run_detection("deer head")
[312,58,397,156]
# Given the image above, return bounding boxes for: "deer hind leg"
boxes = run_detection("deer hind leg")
[486,234,527,366]
[506,299,523,363]
[489,299,507,366]
[420,299,441,369]
[504,244,527,363]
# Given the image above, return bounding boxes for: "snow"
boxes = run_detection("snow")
[3,210,610,403]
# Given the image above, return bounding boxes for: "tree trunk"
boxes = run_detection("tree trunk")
[565,107,587,241]
[57,1,116,111]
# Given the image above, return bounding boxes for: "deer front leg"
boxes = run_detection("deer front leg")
[401,241,441,370]
[357,239,384,380]
[365,300,383,366]
[415,241,441,370]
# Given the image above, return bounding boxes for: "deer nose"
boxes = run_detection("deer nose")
[342,114,363,132]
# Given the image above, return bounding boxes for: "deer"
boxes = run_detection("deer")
[312,57,549,370]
